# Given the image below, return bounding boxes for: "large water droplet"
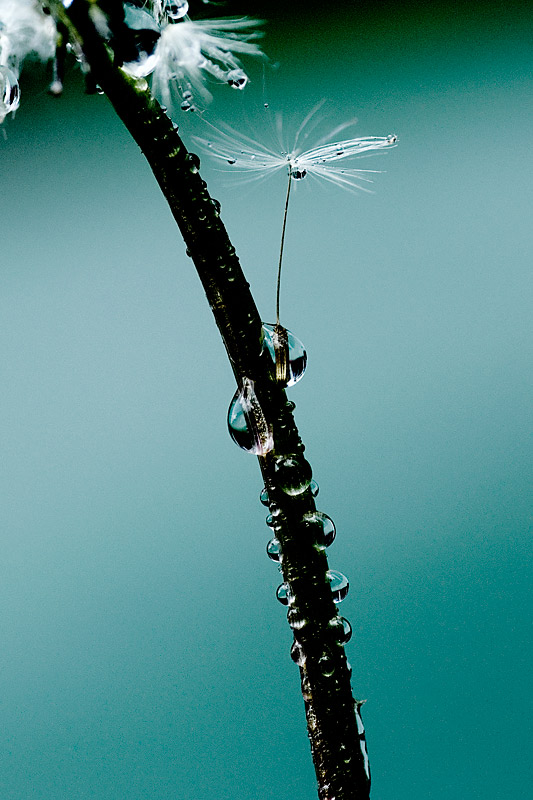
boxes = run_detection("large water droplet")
[0,66,20,122]
[259,487,270,506]
[327,570,349,603]
[329,615,352,644]
[164,0,189,19]
[266,537,281,562]
[303,511,336,550]
[276,583,290,605]
[122,3,161,77]
[227,68,248,89]
[228,378,274,456]
[275,455,312,496]
[262,323,307,387]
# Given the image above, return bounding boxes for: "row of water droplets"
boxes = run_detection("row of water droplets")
[227,323,353,675]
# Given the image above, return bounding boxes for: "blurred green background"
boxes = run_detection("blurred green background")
[1,1,531,798]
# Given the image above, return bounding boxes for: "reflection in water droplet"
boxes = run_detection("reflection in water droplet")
[266,514,275,528]
[276,583,290,605]
[318,649,335,677]
[266,537,281,562]
[290,164,307,180]
[329,616,352,644]
[309,479,319,497]
[228,378,274,455]
[164,0,189,19]
[0,66,20,121]
[122,4,161,77]
[303,511,336,549]
[275,455,312,496]
[327,570,349,603]
[260,487,270,506]
[227,68,248,89]
[290,640,306,666]
[262,323,307,386]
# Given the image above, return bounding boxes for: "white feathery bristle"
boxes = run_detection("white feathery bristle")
[0,0,56,75]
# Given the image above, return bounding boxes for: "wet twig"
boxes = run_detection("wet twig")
[45,3,371,797]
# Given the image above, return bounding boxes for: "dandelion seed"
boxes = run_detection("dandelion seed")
[151,16,265,110]
[195,102,398,329]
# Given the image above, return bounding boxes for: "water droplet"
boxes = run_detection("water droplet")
[259,487,270,506]
[228,378,274,456]
[336,148,344,156]
[227,68,248,89]
[164,0,189,19]
[285,400,296,412]
[276,583,290,605]
[387,133,398,143]
[264,102,269,108]
[275,455,312,496]
[329,616,352,644]
[0,66,20,121]
[186,152,200,173]
[287,608,307,631]
[290,640,306,666]
[211,198,221,215]
[122,4,161,78]
[266,514,275,528]
[318,649,335,677]
[303,511,336,549]
[227,157,237,165]
[266,537,281,562]
[327,570,349,603]
[134,78,148,92]
[182,89,193,101]
[290,166,307,180]
[262,323,307,387]
[180,99,192,111]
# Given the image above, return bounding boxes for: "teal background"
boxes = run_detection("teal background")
[1,2,531,798]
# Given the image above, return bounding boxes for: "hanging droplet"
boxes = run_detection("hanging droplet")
[302,511,336,550]
[228,378,274,455]
[265,514,276,528]
[276,583,290,605]
[355,704,370,779]
[259,487,270,506]
[262,323,307,387]
[329,616,352,645]
[290,640,306,666]
[275,455,312,496]
[318,649,335,677]
[0,66,20,122]
[309,479,319,497]
[164,0,189,19]
[327,570,350,603]
[266,537,281,562]
[122,3,161,78]
[226,68,248,89]
[290,164,307,180]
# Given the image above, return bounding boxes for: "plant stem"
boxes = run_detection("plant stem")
[46,3,372,797]
[276,171,292,325]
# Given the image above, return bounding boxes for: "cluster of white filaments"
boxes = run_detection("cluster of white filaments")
[195,102,398,192]
[0,1,265,121]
